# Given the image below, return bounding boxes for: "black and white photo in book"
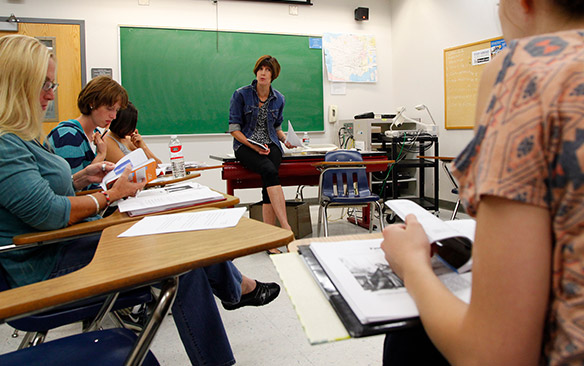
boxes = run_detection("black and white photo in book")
[310,238,472,324]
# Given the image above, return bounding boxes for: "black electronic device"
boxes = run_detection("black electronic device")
[354,112,375,119]
[355,7,369,21]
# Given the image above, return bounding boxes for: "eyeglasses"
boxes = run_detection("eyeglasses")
[42,80,59,92]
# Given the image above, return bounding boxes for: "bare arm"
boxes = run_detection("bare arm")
[67,166,145,225]
[104,135,126,164]
[382,197,551,365]
[130,130,162,164]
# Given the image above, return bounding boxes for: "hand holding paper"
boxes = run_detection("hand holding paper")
[285,121,305,148]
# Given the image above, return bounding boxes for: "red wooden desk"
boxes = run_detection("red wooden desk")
[210,152,390,196]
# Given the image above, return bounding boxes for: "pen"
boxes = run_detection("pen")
[101,129,109,138]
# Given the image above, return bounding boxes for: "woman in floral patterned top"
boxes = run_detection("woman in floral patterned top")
[381,1,584,365]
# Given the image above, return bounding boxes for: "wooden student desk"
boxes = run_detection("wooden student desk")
[0,213,294,365]
[10,192,239,247]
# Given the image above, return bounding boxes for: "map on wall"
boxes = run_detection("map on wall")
[323,33,377,83]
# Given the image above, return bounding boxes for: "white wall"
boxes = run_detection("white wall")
[388,0,501,203]
[1,0,393,203]
[2,0,504,206]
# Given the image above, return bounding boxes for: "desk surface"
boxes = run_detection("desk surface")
[288,233,383,253]
[12,192,239,246]
[0,214,294,322]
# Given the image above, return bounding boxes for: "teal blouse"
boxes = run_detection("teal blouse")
[0,133,72,287]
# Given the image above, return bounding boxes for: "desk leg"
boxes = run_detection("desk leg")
[125,277,179,366]
[227,180,234,196]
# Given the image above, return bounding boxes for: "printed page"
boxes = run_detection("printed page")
[118,207,246,237]
[285,120,305,147]
[386,199,475,243]
[310,239,471,324]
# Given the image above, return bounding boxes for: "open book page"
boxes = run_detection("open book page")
[386,199,475,243]
[310,239,471,324]
[100,148,158,190]
[386,199,475,273]
[247,138,269,150]
[117,182,224,216]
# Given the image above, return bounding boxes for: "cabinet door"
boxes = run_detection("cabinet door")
[1,22,82,138]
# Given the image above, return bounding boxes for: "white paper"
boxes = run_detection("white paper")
[330,82,346,95]
[385,199,475,244]
[310,239,471,324]
[285,121,305,147]
[118,207,246,237]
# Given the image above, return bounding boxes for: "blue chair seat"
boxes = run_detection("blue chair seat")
[317,150,385,236]
[0,328,159,365]
[323,195,380,204]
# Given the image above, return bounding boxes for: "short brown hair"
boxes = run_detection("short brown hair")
[77,75,129,115]
[253,55,281,81]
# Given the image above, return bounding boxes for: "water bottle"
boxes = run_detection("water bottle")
[302,132,310,146]
[169,135,186,178]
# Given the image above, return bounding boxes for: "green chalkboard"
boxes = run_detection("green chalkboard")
[119,27,324,135]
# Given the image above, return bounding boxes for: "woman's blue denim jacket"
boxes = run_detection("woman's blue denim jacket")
[229,80,285,152]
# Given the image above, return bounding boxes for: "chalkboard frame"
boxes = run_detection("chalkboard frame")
[443,36,504,130]
[119,26,324,136]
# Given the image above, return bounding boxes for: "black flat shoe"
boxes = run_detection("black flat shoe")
[221,281,280,311]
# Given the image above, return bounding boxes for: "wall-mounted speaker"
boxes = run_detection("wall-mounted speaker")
[355,7,369,21]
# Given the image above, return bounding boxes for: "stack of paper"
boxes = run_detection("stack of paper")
[117,182,225,216]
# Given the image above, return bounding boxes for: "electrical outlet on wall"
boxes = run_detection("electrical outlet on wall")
[138,0,150,5]
[289,5,298,15]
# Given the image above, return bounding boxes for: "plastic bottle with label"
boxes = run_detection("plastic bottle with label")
[169,135,186,178]
[302,132,310,146]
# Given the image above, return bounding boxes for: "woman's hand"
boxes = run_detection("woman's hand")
[93,131,107,157]
[284,141,295,149]
[73,161,115,190]
[107,165,147,201]
[130,129,145,149]
[380,214,433,281]
[255,145,270,155]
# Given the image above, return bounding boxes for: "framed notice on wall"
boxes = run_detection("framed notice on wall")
[443,37,506,129]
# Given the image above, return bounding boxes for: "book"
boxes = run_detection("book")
[247,138,269,150]
[309,238,472,324]
[385,199,475,272]
[117,182,226,217]
[100,148,158,190]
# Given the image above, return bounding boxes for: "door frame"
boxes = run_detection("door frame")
[0,16,86,85]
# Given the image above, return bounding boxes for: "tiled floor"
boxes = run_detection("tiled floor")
[0,205,463,365]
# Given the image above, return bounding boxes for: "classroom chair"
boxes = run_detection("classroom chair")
[317,150,384,236]
[0,328,160,366]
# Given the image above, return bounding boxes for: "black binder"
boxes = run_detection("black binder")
[297,245,420,338]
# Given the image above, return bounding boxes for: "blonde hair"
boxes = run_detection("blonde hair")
[0,35,52,141]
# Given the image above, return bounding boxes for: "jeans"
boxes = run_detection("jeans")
[47,235,243,366]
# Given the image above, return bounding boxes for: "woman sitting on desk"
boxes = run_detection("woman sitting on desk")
[105,101,162,164]
[381,0,584,365]
[229,55,296,253]
[0,35,279,366]
[47,75,126,180]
